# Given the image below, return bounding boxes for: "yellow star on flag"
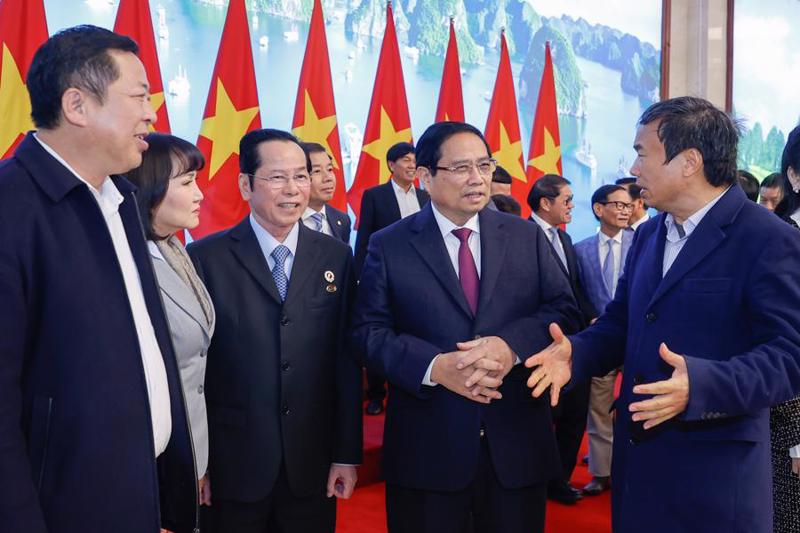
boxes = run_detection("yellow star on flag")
[493,122,526,183]
[292,90,339,169]
[148,91,165,132]
[361,106,412,184]
[528,127,561,176]
[0,43,34,157]
[200,78,259,179]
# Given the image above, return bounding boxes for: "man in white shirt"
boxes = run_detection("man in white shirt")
[527,96,800,533]
[299,142,351,244]
[0,25,195,533]
[573,184,634,497]
[353,141,430,415]
[352,121,580,533]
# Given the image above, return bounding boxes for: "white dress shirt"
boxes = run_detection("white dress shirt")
[302,206,332,236]
[598,229,624,296]
[662,188,729,276]
[391,178,421,219]
[530,211,569,273]
[34,134,172,457]
[250,215,299,279]
[630,212,650,231]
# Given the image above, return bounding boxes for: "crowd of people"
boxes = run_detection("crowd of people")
[3,24,800,533]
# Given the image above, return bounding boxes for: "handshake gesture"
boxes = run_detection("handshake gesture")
[430,336,516,403]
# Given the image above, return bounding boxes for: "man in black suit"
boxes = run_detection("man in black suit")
[188,129,362,533]
[352,121,580,533]
[300,142,351,244]
[354,141,430,414]
[528,174,597,504]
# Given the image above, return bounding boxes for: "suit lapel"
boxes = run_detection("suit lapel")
[409,206,473,319]
[476,209,508,315]
[285,225,322,303]
[325,205,343,241]
[230,219,283,305]
[151,250,212,340]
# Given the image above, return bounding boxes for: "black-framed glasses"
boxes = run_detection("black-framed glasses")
[245,173,311,189]
[600,201,634,212]
[434,158,497,178]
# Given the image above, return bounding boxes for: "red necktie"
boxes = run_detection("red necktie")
[452,228,479,315]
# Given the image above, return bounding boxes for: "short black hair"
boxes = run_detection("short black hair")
[301,141,328,156]
[615,176,642,200]
[638,96,741,187]
[736,170,759,202]
[492,165,512,184]
[491,194,521,216]
[591,184,627,221]
[386,142,415,164]
[240,129,308,187]
[125,133,205,240]
[415,122,491,176]
[527,174,570,213]
[27,25,139,129]
[761,172,784,189]
[776,125,800,220]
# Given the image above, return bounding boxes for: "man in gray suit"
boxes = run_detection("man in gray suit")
[573,184,633,495]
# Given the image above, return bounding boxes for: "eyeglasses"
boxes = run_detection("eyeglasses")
[600,201,634,212]
[433,158,497,178]
[246,173,311,189]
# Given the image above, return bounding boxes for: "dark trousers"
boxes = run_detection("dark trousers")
[202,463,336,533]
[385,438,547,533]
[366,368,386,402]
[551,379,591,482]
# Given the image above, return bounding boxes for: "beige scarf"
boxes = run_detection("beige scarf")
[156,235,214,329]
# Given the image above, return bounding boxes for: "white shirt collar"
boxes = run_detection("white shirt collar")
[630,212,650,230]
[249,214,300,258]
[530,211,555,233]
[391,178,415,196]
[33,132,123,211]
[599,229,623,245]
[302,206,326,220]
[431,203,480,239]
[664,186,730,243]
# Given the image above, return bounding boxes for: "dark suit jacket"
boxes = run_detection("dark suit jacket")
[325,204,351,244]
[351,205,580,490]
[188,219,362,502]
[354,180,430,276]
[570,186,800,533]
[0,134,196,533]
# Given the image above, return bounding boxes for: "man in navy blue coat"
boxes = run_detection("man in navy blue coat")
[0,26,195,533]
[351,122,580,533]
[527,96,800,533]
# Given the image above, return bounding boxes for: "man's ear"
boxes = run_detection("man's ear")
[238,173,253,202]
[592,202,603,219]
[417,166,432,191]
[540,197,551,213]
[682,148,704,177]
[60,88,89,127]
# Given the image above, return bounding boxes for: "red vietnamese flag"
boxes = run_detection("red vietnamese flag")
[524,41,562,219]
[0,0,48,159]
[435,18,464,123]
[347,1,412,223]
[292,0,346,211]
[114,0,170,133]
[192,0,261,239]
[484,30,526,216]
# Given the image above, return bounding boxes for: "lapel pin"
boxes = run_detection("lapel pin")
[324,270,335,282]
[326,284,337,293]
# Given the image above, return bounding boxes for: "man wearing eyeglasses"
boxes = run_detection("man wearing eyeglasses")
[573,184,634,497]
[351,122,580,533]
[187,129,362,533]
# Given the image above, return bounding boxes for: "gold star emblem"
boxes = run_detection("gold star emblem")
[199,78,259,179]
[528,127,561,176]
[493,122,526,183]
[292,90,339,169]
[360,106,412,184]
[148,91,165,132]
[0,43,34,157]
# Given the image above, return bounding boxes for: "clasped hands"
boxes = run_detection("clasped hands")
[430,336,515,403]
[525,323,690,429]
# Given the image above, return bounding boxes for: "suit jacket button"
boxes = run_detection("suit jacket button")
[197,385,204,394]
[633,374,644,385]
[280,316,290,326]
[646,312,657,323]
[282,405,290,415]
[281,360,290,371]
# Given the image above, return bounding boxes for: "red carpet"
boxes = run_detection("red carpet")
[337,410,611,533]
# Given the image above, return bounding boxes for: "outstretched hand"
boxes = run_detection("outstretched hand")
[524,323,573,406]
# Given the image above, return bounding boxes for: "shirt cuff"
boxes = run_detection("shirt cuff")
[422,354,441,386]
[790,445,800,459]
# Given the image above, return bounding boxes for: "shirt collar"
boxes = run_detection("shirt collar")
[302,206,325,220]
[431,203,480,240]
[391,178,415,196]
[630,212,650,230]
[664,187,730,243]
[33,132,123,210]
[249,214,300,259]
[599,229,623,245]
[530,211,555,233]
